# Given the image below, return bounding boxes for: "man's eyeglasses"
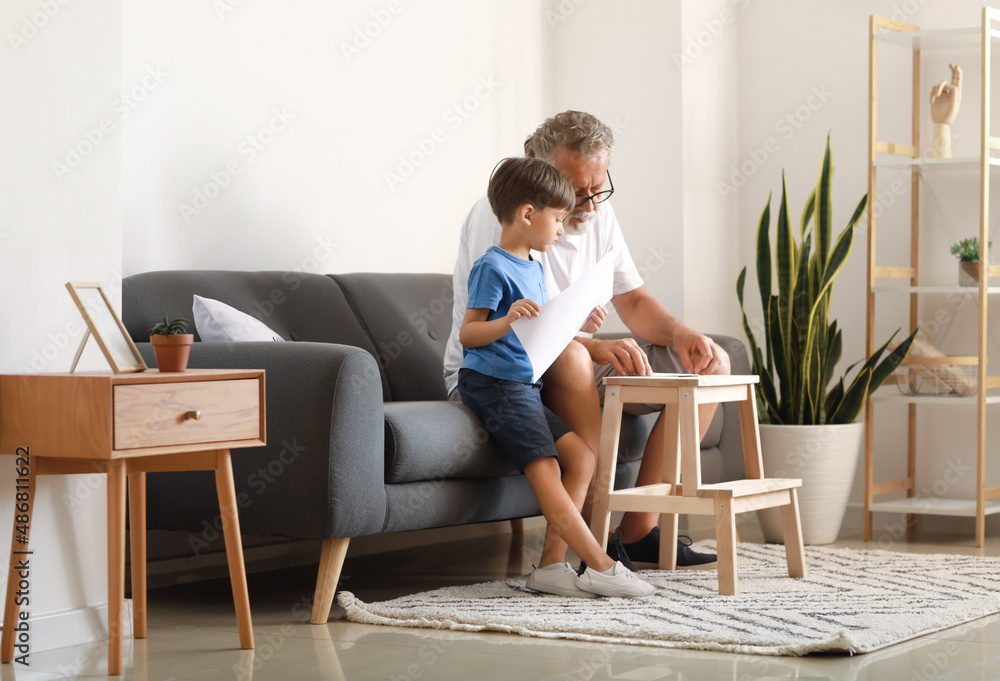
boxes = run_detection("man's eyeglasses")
[575,171,614,208]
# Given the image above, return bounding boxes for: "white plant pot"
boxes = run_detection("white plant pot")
[756,422,864,545]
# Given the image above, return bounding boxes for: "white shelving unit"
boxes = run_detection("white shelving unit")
[865,9,1000,546]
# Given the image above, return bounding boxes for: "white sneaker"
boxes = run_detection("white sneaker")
[574,561,656,598]
[525,563,598,598]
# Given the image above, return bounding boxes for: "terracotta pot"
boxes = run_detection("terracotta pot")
[755,422,864,545]
[959,260,981,287]
[150,334,194,372]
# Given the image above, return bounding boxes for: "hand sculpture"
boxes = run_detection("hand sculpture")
[930,64,962,158]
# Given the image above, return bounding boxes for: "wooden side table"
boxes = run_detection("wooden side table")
[0,369,266,675]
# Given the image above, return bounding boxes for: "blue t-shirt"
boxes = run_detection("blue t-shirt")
[461,246,548,383]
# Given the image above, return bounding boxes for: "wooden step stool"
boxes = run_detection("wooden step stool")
[590,374,806,595]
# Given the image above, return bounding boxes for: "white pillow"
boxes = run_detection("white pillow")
[192,295,285,342]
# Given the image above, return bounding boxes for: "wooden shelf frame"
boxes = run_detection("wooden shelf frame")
[865,9,1000,547]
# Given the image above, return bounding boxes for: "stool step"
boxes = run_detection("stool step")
[697,478,802,498]
[607,483,717,514]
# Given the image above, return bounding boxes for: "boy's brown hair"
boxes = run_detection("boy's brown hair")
[487,157,575,225]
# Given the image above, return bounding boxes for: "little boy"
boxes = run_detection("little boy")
[457,156,654,598]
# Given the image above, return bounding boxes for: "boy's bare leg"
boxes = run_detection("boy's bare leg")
[617,350,732,543]
[536,432,597,567]
[540,342,602,523]
[526,436,613,572]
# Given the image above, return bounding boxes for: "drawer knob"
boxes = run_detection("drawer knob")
[184,410,202,421]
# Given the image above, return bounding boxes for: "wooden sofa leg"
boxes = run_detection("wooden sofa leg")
[311,537,350,624]
[509,518,524,535]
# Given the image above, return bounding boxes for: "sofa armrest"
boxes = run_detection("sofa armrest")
[137,341,386,540]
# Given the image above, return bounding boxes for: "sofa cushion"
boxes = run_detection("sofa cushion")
[193,295,285,342]
[332,273,453,402]
[384,402,663,485]
[384,401,519,483]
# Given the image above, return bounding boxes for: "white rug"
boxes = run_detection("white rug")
[338,541,1000,656]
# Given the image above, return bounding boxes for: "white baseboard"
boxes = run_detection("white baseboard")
[12,600,131,661]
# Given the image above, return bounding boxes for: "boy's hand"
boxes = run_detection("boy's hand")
[506,299,541,325]
[579,305,607,334]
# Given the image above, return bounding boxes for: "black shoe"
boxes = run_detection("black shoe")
[577,527,638,575]
[606,527,638,573]
[675,534,718,570]
[619,527,718,570]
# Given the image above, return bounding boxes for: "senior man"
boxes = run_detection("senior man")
[443,111,730,569]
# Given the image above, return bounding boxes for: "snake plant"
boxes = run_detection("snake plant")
[737,135,916,425]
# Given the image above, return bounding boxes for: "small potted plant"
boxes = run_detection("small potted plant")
[147,316,194,372]
[951,237,990,286]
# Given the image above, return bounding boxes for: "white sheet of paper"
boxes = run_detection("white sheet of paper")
[511,253,614,383]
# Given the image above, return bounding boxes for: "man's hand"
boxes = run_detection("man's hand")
[674,324,722,374]
[505,299,540,325]
[588,337,653,376]
[579,305,608,334]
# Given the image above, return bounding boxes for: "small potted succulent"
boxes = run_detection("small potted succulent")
[951,237,990,286]
[147,316,194,372]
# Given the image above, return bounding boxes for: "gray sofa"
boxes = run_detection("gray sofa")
[121,270,750,623]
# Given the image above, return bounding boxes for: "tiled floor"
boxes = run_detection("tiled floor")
[20,522,1000,680]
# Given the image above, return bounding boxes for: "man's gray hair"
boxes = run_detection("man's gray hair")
[523,111,614,162]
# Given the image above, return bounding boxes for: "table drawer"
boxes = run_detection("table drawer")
[114,379,261,450]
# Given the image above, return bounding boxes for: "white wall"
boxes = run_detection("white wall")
[0,0,121,654]
[120,1,692,335]
[122,0,548,278]
[680,0,743,338]
[546,0,686,333]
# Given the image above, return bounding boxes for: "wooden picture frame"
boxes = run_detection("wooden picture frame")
[65,282,147,374]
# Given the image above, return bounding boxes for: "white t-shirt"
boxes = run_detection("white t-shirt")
[443,196,644,395]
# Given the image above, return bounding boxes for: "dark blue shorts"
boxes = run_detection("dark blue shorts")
[457,368,572,473]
